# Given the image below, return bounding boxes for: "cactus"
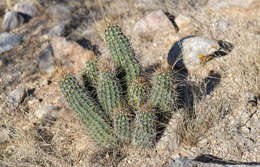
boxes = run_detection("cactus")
[149,69,176,112]
[128,77,149,108]
[113,105,132,144]
[59,75,117,148]
[83,56,99,86]
[59,25,178,150]
[97,68,132,144]
[104,25,141,85]
[133,105,156,148]
[97,70,121,116]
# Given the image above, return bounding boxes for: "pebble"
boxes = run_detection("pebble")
[45,5,72,24]
[34,106,59,120]
[13,2,39,17]
[6,87,26,108]
[39,45,56,73]
[2,10,24,31]
[0,33,22,54]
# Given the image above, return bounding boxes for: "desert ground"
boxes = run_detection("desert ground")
[0,0,259,167]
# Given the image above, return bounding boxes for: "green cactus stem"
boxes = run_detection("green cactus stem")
[128,77,149,109]
[104,25,141,85]
[59,75,117,148]
[97,70,121,116]
[113,106,132,144]
[82,56,99,86]
[133,105,156,148]
[149,69,176,112]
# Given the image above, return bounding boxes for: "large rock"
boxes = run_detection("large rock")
[13,2,39,17]
[0,32,22,54]
[2,10,24,31]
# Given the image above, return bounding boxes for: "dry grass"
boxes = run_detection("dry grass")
[0,0,259,166]
[176,92,230,146]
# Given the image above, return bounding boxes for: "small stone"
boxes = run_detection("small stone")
[34,106,59,120]
[0,127,10,144]
[45,5,72,24]
[39,45,56,73]
[2,10,24,31]
[48,23,65,38]
[6,87,26,108]
[174,14,192,30]
[133,10,175,34]
[0,33,22,54]
[13,2,39,17]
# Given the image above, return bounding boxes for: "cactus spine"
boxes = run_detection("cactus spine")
[59,75,117,148]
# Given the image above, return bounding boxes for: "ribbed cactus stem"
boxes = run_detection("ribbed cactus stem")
[149,69,175,112]
[113,106,131,144]
[128,77,149,109]
[59,75,117,148]
[97,70,121,117]
[104,25,141,85]
[133,105,156,148]
[83,56,99,86]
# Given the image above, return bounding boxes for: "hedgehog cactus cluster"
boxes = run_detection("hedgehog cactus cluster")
[59,25,177,149]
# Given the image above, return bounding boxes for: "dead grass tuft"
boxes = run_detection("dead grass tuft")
[176,87,230,146]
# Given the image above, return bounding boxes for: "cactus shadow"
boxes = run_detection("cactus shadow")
[76,38,101,56]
